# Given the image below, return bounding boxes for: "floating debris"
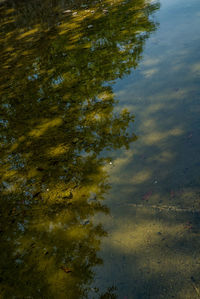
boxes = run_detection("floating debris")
[190,276,200,296]
[83,219,90,225]
[61,266,72,273]
[33,191,41,198]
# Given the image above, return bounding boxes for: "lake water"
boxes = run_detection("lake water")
[0,0,200,298]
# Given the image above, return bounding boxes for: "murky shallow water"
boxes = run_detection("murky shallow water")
[0,0,200,298]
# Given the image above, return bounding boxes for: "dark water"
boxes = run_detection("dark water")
[0,0,200,298]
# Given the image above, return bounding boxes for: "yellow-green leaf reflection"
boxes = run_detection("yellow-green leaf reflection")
[0,0,159,297]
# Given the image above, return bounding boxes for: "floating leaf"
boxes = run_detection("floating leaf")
[61,266,72,273]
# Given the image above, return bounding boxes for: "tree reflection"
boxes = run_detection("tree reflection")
[0,0,159,297]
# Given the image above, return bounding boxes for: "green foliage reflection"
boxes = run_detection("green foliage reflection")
[0,0,159,297]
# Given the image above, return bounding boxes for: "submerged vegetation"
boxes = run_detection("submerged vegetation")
[0,0,159,297]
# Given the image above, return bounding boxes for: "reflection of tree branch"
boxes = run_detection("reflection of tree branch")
[0,0,159,297]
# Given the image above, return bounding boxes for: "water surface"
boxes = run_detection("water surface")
[0,0,200,298]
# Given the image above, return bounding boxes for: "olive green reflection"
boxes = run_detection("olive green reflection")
[0,0,159,297]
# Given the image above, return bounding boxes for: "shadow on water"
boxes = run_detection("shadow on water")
[0,0,160,297]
